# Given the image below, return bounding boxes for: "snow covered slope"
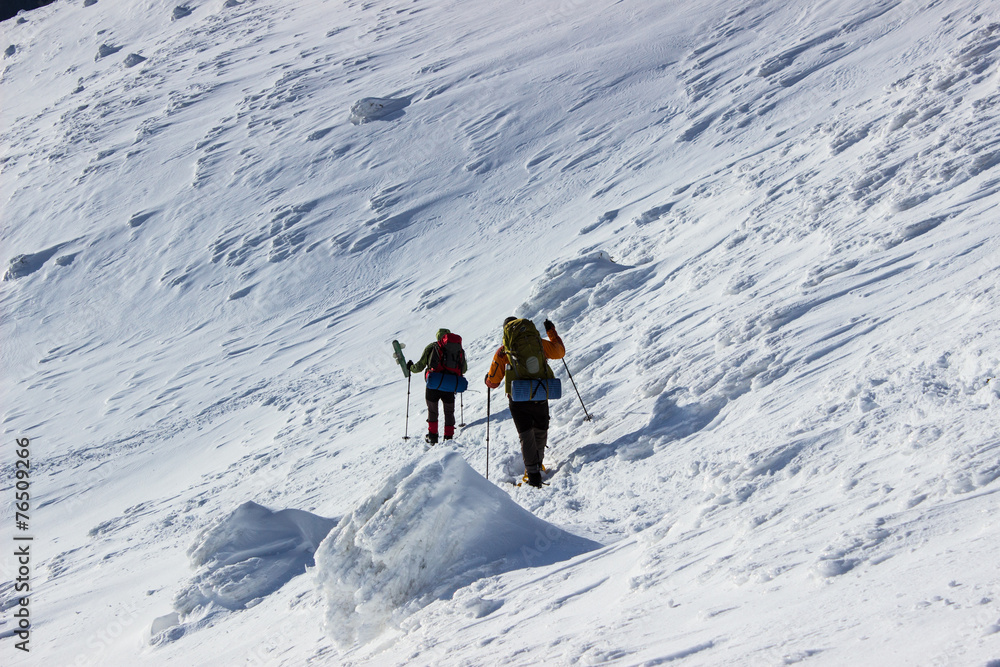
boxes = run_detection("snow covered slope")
[2,0,999,664]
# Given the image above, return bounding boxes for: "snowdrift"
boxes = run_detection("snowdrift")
[314,448,602,647]
[152,501,337,643]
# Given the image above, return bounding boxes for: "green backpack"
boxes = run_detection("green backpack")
[502,319,554,389]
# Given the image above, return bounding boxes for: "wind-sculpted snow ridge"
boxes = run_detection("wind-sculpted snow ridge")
[150,501,337,644]
[314,448,602,647]
[515,250,643,326]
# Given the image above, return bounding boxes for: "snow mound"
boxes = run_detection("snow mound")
[3,244,68,280]
[172,501,337,615]
[314,448,601,647]
[348,96,411,124]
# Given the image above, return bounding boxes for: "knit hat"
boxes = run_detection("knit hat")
[436,328,450,341]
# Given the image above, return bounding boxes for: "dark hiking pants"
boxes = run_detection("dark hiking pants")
[426,388,456,438]
[509,399,549,473]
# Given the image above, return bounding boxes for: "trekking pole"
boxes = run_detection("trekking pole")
[459,393,466,427]
[561,358,592,421]
[485,389,491,480]
[403,373,412,439]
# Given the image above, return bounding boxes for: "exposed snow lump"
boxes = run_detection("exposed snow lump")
[151,502,336,643]
[348,96,411,125]
[314,448,601,647]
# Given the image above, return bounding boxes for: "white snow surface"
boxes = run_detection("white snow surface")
[1,0,999,664]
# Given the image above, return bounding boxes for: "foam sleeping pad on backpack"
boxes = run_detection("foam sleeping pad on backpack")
[426,372,468,393]
[510,378,561,402]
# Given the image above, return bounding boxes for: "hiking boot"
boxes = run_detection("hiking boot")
[425,433,438,445]
[526,471,543,488]
[443,435,453,441]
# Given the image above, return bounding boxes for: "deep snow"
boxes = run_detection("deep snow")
[1,0,999,665]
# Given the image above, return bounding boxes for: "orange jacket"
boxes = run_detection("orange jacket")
[485,327,565,392]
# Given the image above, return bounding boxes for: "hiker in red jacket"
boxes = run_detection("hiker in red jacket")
[408,328,467,444]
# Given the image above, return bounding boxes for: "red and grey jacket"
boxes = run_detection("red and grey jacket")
[411,332,467,377]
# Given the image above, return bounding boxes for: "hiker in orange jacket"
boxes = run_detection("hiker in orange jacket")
[485,317,565,487]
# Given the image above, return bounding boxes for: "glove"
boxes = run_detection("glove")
[543,319,555,332]
[406,361,414,371]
